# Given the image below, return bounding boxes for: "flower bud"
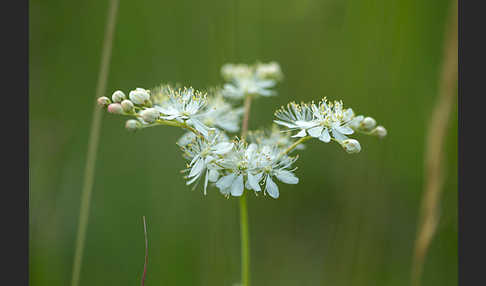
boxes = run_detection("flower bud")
[342,139,361,154]
[129,88,150,105]
[125,119,141,131]
[139,108,160,123]
[121,100,134,113]
[372,126,387,138]
[111,90,126,103]
[97,96,111,107]
[361,117,376,131]
[107,103,124,114]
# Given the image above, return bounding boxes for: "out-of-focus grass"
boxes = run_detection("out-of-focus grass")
[30,0,457,285]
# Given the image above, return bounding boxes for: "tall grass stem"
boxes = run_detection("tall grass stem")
[410,1,457,285]
[70,1,119,286]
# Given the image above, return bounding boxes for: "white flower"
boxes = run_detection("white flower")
[245,145,298,199]
[215,142,299,198]
[180,132,234,195]
[154,87,213,137]
[223,77,277,99]
[129,88,151,105]
[274,99,356,144]
[255,62,283,81]
[194,93,244,133]
[221,63,253,81]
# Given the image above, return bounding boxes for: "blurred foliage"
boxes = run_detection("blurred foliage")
[29,0,457,285]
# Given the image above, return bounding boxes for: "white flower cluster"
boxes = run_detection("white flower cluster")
[97,61,387,199]
[274,98,387,154]
[179,133,298,198]
[221,62,283,100]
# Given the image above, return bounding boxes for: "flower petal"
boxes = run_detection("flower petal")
[307,125,324,138]
[188,158,204,178]
[216,173,236,190]
[265,176,279,199]
[212,142,234,155]
[231,175,244,197]
[292,129,307,138]
[337,125,354,135]
[247,173,262,192]
[275,170,299,184]
[208,169,220,182]
[318,129,331,143]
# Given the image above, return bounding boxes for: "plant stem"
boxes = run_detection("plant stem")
[71,1,119,286]
[239,94,253,286]
[240,95,253,140]
[280,136,311,157]
[410,1,457,286]
[239,193,250,286]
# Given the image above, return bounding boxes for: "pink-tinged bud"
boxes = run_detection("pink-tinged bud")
[97,96,111,107]
[107,103,124,114]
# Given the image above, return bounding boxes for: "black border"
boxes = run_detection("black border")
[2,0,29,285]
[458,0,485,285]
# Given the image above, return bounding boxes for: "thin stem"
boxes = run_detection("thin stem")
[141,216,148,286]
[280,136,312,157]
[239,193,250,286]
[240,95,253,140]
[239,94,253,286]
[70,1,119,286]
[410,1,457,286]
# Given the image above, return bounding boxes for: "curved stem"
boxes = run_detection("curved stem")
[280,136,312,157]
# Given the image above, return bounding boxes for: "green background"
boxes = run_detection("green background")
[29,0,457,285]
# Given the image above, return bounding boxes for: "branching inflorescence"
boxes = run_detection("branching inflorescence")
[97,61,387,199]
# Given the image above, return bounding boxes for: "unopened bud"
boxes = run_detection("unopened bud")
[97,96,111,107]
[342,139,361,154]
[129,88,150,105]
[111,90,126,103]
[372,126,387,138]
[125,119,141,131]
[107,103,124,114]
[361,117,376,131]
[121,100,134,113]
[139,108,159,123]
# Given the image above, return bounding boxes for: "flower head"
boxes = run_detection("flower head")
[179,131,233,194]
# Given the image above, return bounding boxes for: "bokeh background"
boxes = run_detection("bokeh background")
[29,0,457,285]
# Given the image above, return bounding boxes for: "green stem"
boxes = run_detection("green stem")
[71,1,119,286]
[239,193,250,286]
[239,94,253,286]
[280,136,312,157]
